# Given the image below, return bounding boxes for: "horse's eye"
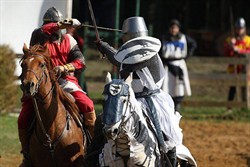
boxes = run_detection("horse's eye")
[40,63,46,68]
[18,74,23,80]
[21,63,27,69]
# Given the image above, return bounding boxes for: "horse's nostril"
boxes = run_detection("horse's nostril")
[30,82,35,88]
[25,81,35,90]
[22,81,36,95]
[113,128,118,134]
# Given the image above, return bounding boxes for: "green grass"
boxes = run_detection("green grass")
[0,115,19,151]
[181,107,250,122]
[0,115,19,152]
[0,114,20,162]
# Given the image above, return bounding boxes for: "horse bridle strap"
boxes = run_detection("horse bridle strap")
[32,97,52,144]
[33,97,71,149]
[118,94,135,133]
[33,96,70,167]
[25,54,59,100]
[26,68,45,95]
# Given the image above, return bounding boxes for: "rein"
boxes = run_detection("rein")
[119,94,134,130]
[33,98,71,150]
[32,97,71,167]
[30,69,65,142]
[115,93,137,141]
[25,55,68,161]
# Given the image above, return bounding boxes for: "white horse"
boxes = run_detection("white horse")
[99,73,167,167]
[99,73,197,167]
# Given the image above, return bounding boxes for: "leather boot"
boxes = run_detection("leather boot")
[18,129,30,167]
[83,111,96,138]
[167,147,177,167]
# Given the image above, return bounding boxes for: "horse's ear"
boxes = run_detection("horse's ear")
[125,72,133,86]
[106,72,112,83]
[23,43,29,54]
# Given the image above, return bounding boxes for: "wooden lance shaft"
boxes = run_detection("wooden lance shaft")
[80,23,122,32]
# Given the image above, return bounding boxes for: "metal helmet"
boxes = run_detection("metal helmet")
[43,7,63,24]
[235,17,246,28]
[122,17,148,41]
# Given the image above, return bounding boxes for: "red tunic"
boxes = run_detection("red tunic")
[224,35,250,57]
[18,23,94,129]
[41,23,85,84]
[224,35,250,73]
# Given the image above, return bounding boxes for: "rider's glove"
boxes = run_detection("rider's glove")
[58,18,81,29]
[95,40,107,58]
[63,63,75,72]
[54,63,75,75]
[54,66,65,76]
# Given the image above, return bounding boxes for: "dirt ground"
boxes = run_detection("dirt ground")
[180,120,250,167]
[1,119,249,167]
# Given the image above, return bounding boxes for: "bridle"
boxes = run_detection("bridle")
[23,55,58,101]
[22,54,69,163]
[106,91,138,160]
[103,80,137,139]
[110,91,136,140]
[25,68,46,97]
[119,93,135,131]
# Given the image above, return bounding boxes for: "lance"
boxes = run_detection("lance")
[61,20,122,32]
[87,0,109,58]
[87,0,101,42]
[81,23,122,32]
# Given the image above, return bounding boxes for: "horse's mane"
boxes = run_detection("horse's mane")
[20,44,55,78]
[21,44,81,118]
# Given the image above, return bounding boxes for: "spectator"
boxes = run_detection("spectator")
[224,17,250,108]
[160,19,197,112]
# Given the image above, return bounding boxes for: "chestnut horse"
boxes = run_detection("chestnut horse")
[20,44,86,167]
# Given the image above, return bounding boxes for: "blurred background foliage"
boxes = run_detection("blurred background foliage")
[0,45,19,114]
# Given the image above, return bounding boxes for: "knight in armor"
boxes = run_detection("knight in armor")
[97,16,197,167]
[18,7,96,167]
[224,17,250,106]
[160,19,197,112]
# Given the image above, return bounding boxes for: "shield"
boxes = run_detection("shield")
[114,36,161,64]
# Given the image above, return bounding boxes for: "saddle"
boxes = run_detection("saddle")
[64,92,93,146]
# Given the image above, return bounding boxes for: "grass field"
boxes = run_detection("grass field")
[0,114,21,167]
